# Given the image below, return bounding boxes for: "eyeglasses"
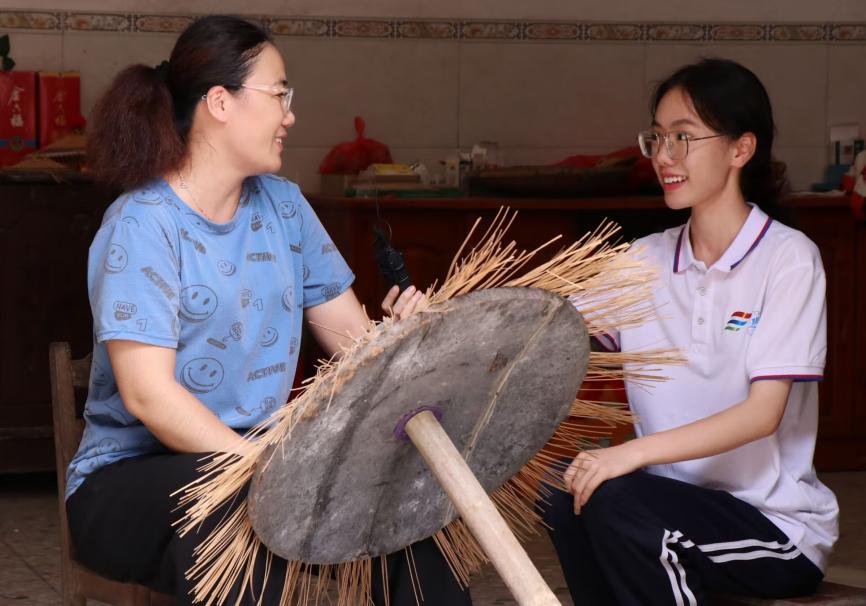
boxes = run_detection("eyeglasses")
[201,84,294,115]
[637,130,725,160]
[241,84,294,115]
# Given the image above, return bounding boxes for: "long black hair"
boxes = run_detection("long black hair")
[651,58,785,217]
[87,15,272,191]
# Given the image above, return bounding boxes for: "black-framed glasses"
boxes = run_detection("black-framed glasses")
[637,130,726,160]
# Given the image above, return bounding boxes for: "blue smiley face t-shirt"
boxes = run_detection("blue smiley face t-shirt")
[66,174,354,498]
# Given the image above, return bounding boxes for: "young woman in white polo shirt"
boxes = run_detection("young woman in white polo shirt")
[544,58,838,604]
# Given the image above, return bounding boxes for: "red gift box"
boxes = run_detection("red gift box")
[38,71,84,147]
[0,71,38,167]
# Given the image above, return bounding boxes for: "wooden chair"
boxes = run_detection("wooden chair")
[49,342,177,606]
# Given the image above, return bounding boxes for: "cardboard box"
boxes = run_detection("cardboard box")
[0,71,37,167]
[38,71,84,148]
[320,173,359,196]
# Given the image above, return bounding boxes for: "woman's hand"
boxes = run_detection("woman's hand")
[563,441,644,514]
[381,285,427,320]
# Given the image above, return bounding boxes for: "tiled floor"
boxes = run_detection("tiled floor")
[1,472,863,605]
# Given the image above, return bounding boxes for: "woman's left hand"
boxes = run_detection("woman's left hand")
[381,285,427,320]
[563,442,644,515]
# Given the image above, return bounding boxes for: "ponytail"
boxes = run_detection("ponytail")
[86,64,183,191]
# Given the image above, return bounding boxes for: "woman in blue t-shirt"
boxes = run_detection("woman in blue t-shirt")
[67,15,467,606]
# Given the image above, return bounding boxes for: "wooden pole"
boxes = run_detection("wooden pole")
[404,410,561,606]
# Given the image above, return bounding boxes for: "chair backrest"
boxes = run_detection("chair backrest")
[49,341,91,498]
[49,341,91,601]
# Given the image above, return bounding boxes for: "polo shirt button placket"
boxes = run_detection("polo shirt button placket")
[694,280,711,341]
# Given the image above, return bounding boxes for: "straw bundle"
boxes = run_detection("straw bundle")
[174,209,680,605]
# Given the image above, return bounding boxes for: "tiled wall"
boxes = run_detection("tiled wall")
[3,8,866,193]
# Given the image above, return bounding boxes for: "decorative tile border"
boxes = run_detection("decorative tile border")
[710,25,766,41]
[1,10,865,43]
[65,13,131,32]
[134,15,195,34]
[586,25,642,41]
[0,11,61,31]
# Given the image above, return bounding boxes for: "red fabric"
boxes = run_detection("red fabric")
[557,145,657,190]
[319,116,392,174]
[0,71,37,166]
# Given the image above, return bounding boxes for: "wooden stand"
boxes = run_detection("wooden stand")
[404,410,561,606]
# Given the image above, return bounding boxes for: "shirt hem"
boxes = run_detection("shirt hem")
[95,330,179,348]
[749,366,824,383]
[302,272,356,309]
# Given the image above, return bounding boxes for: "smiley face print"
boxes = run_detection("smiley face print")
[217,260,236,276]
[279,201,296,219]
[281,286,294,312]
[180,357,224,394]
[90,361,113,387]
[132,188,163,205]
[104,243,128,273]
[260,327,279,347]
[179,285,218,322]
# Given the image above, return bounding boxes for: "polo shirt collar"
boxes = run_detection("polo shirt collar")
[672,204,773,274]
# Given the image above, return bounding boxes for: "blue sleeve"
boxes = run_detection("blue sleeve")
[291,186,355,308]
[88,212,181,347]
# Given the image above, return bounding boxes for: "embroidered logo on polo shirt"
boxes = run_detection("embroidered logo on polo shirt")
[724,311,761,334]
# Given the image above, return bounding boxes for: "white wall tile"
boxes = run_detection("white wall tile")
[645,44,713,96]
[274,38,460,150]
[6,32,63,72]
[775,146,826,192]
[61,32,176,117]
[827,46,866,140]
[648,44,828,148]
[706,45,828,149]
[459,43,646,150]
[277,146,330,193]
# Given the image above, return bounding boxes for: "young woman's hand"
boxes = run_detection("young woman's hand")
[561,380,793,515]
[381,285,427,320]
[563,441,645,514]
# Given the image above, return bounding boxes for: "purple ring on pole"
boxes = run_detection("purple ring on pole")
[393,405,444,442]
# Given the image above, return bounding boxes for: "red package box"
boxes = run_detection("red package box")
[0,71,38,167]
[38,71,84,147]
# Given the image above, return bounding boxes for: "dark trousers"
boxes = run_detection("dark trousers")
[67,453,472,606]
[542,470,823,605]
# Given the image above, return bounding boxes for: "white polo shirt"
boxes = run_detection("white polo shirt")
[598,204,838,571]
